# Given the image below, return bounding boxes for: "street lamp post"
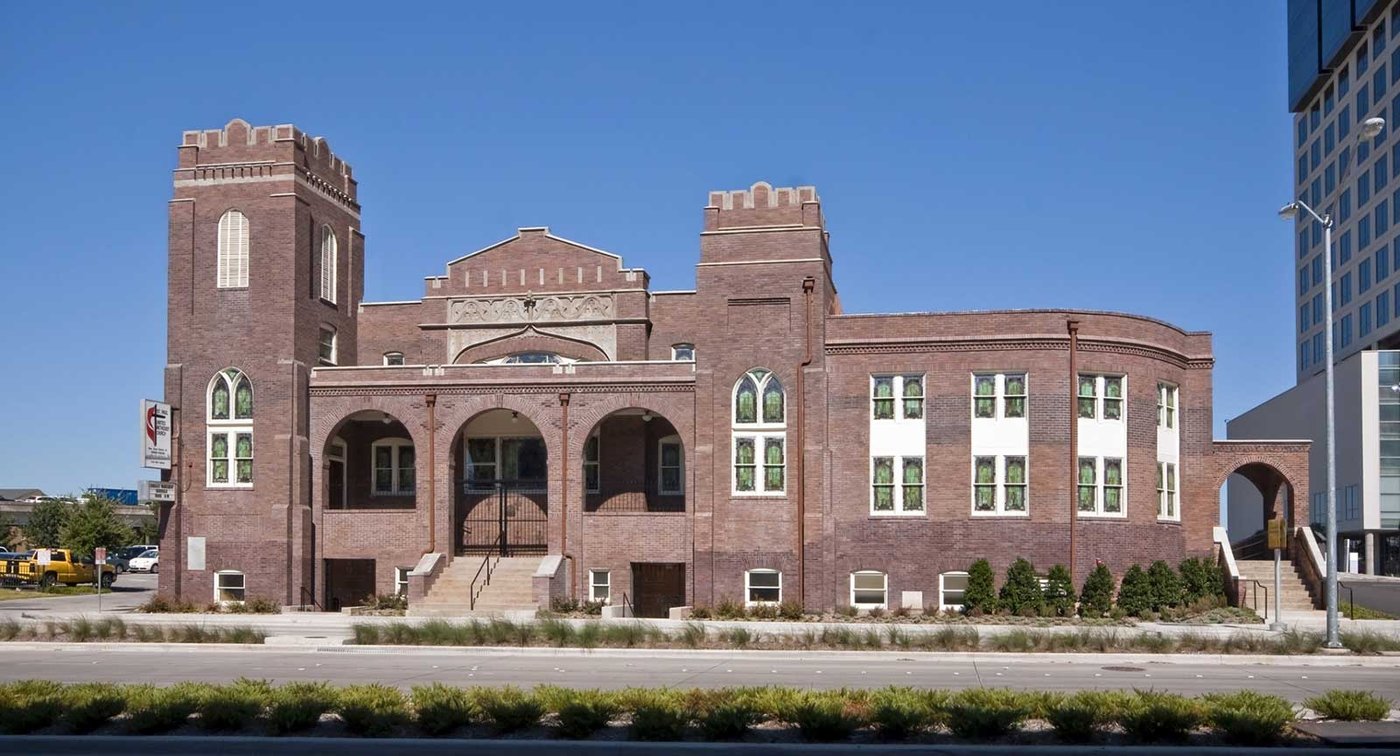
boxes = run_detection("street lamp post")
[1278,115,1385,648]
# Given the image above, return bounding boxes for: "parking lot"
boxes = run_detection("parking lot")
[0,572,156,615]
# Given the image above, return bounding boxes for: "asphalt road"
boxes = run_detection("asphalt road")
[1342,575,1400,616]
[1,645,1397,701]
[0,573,156,615]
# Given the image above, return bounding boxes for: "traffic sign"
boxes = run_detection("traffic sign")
[1267,517,1286,550]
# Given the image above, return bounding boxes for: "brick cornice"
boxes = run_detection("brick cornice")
[310,382,696,397]
[824,336,1213,369]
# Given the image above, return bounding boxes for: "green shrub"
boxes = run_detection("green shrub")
[1179,557,1223,603]
[0,679,65,734]
[963,559,998,615]
[474,686,545,733]
[553,690,617,739]
[410,683,475,735]
[266,681,338,734]
[1146,560,1185,611]
[1305,690,1393,721]
[1042,564,1076,617]
[336,684,410,737]
[1116,690,1203,742]
[61,682,126,734]
[691,690,761,740]
[944,688,1031,739]
[1080,562,1115,617]
[782,691,869,742]
[713,597,744,620]
[870,687,939,739]
[124,683,207,734]
[999,558,1044,616]
[1116,565,1153,617]
[197,680,268,731]
[628,690,689,741]
[1044,690,1125,743]
[1202,690,1295,745]
[778,599,805,620]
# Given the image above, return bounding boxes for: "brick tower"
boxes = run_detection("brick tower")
[162,119,362,605]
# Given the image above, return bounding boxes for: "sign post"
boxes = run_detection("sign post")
[94,547,105,613]
[1267,517,1286,631]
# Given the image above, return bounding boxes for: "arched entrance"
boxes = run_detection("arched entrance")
[1223,463,1296,559]
[322,409,418,511]
[451,408,548,556]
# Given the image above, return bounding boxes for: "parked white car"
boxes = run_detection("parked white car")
[127,549,159,573]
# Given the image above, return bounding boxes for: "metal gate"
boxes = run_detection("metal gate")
[459,480,548,556]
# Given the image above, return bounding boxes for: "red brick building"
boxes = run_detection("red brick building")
[158,119,1309,615]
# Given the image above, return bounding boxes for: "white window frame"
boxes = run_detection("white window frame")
[733,434,785,496]
[671,343,695,361]
[207,369,253,489]
[589,569,610,604]
[318,326,337,366]
[970,455,1029,517]
[1157,383,1178,429]
[1157,461,1179,521]
[320,225,338,304]
[582,433,601,494]
[971,373,1027,420]
[849,570,888,609]
[214,570,246,604]
[1077,456,1127,518]
[871,374,924,421]
[216,209,249,289]
[394,566,411,596]
[870,455,925,515]
[939,571,969,612]
[744,569,782,606]
[371,438,416,496]
[732,368,786,496]
[383,352,405,366]
[658,435,684,496]
[1077,374,1125,421]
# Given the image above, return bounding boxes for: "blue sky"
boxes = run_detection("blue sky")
[0,2,1293,495]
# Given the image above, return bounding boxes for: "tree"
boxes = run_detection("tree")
[1080,562,1115,617]
[130,502,161,545]
[1146,560,1185,611]
[0,514,20,550]
[962,558,998,615]
[1042,564,1077,617]
[58,494,132,559]
[1116,564,1154,617]
[22,499,71,549]
[999,558,1044,616]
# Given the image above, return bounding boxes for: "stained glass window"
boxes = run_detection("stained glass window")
[1103,458,1123,512]
[872,377,895,420]
[1004,456,1026,512]
[974,375,996,418]
[734,438,756,492]
[1078,457,1097,512]
[733,368,786,494]
[975,456,997,511]
[763,438,785,491]
[1103,378,1123,420]
[1003,374,1026,418]
[1077,376,1097,418]
[762,379,784,423]
[901,376,923,419]
[211,381,230,420]
[901,457,924,511]
[233,375,252,419]
[735,378,758,424]
[872,457,895,510]
[208,369,252,487]
[210,434,229,484]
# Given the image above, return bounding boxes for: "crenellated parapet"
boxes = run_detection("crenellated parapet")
[704,181,823,230]
[175,118,358,208]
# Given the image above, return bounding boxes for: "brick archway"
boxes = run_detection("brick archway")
[1208,440,1311,535]
[453,327,609,364]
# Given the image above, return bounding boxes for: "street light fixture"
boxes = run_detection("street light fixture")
[1278,116,1385,649]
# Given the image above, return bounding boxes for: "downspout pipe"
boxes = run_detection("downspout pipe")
[797,277,816,607]
[559,392,576,598]
[427,394,437,554]
[1067,319,1080,583]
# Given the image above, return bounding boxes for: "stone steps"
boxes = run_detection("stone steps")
[1235,560,1319,611]
[410,555,539,616]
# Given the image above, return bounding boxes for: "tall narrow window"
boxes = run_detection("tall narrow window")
[1157,462,1179,520]
[320,225,337,304]
[583,434,601,494]
[972,455,1028,515]
[1003,374,1026,418]
[208,369,253,488]
[1157,383,1178,428]
[902,376,923,419]
[1078,457,1126,516]
[872,377,895,419]
[658,436,683,495]
[733,369,785,494]
[974,375,996,418]
[318,327,337,366]
[1078,374,1125,421]
[217,210,249,289]
[870,455,924,515]
[972,373,1027,419]
[589,569,610,603]
[1077,376,1097,418]
[872,375,924,420]
[371,438,415,496]
[395,567,411,596]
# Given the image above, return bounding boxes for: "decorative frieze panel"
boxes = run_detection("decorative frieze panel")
[449,294,615,325]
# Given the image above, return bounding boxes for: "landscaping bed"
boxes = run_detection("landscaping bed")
[0,618,264,644]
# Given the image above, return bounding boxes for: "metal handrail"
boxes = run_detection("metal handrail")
[620,590,636,618]
[1339,580,1355,619]
[1240,578,1271,621]
[469,532,505,611]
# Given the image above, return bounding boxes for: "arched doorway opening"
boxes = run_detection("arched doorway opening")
[323,409,417,511]
[583,408,685,513]
[450,408,548,556]
[1222,462,1296,560]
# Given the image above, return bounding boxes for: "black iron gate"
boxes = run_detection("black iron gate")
[460,480,548,556]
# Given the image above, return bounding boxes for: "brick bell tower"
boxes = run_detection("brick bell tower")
[162,119,362,605]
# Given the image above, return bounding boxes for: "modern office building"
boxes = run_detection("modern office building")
[1227,0,1400,576]
[158,119,1306,613]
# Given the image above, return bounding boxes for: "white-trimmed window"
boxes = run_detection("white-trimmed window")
[658,436,683,495]
[395,567,411,596]
[871,375,924,420]
[320,225,337,304]
[745,569,781,605]
[583,434,601,494]
[850,570,888,609]
[383,352,405,366]
[318,327,337,366]
[972,455,1028,515]
[1157,383,1178,429]
[972,373,1026,419]
[671,343,695,361]
[1157,462,1179,521]
[733,368,785,494]
[871,456,924,514]
[214,570,245,603]
[589,569,610,603]
[1078,374,1124,420]
[939,571,969,611]
[372,438,416,496]
[216,210,249,289]
[1077,456,1125,516]
[207,369,253,487]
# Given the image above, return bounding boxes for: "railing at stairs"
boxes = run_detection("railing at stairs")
[469,533,505,611]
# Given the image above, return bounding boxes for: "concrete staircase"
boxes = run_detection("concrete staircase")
[1235,559,1321,617]
[408,556,539,617]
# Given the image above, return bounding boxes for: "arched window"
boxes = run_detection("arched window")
[732,369,785,494]
[383,352,405,366]
[208,369,253,487]
[371,438,416,496]
[320,225,337,303]
[216,210,249,289]
[479,352,578,365]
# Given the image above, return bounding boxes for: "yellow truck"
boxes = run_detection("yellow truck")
[0,549,116,589]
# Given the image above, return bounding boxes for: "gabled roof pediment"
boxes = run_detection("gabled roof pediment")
[431,227,647,297]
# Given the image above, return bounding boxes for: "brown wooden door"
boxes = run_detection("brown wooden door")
[631,563,685,618]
